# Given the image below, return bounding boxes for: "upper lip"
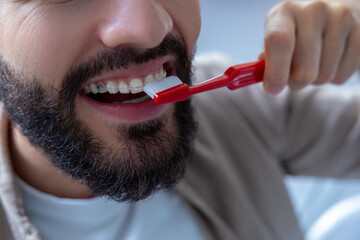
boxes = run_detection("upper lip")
[81,56,175,88]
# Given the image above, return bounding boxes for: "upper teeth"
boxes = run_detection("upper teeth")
[84,69,166,95]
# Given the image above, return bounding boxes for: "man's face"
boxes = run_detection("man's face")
[0,0,201,201]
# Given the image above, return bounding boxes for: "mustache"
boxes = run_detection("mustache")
[59,34,190,101]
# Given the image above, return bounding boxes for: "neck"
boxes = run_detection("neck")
[9,125,93,199]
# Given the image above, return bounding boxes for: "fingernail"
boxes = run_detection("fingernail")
[267,86,284,96]
[289,82,306,91]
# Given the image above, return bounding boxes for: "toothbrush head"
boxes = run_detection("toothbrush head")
[143,76,183,100]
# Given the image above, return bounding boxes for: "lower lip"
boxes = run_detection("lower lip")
[79,92,169,123]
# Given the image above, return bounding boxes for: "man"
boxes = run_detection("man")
[0,0,359,239]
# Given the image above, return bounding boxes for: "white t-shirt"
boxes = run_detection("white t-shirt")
[17,177,205,240]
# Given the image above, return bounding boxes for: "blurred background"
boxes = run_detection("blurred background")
[197,0,360,239]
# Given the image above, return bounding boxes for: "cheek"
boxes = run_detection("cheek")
[0,6,93,90]
[166,0,201,56]
[0,0,201,90]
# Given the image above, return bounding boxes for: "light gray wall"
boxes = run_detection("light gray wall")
[197,0,276,62]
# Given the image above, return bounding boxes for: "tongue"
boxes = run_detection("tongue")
[92,92,147,103]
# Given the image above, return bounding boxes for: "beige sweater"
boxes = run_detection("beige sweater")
[1,58,360,240]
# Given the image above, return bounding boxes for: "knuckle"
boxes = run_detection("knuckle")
[307,1,328,14]
[279,1,294,11]
[291,68,318,84]
[265,30,294,50]
[302,1,328,17]
[267,1,294,19]
[337,6,355,27]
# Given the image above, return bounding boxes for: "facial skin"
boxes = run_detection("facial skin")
[0,0,201,201]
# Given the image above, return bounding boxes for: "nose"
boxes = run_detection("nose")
[98,0,173,49]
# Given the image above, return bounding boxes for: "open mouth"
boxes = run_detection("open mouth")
[82,63,172,104]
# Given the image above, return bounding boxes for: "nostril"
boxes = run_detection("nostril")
[97,1,173,49]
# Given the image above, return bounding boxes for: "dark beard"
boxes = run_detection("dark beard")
[0,34,198,202]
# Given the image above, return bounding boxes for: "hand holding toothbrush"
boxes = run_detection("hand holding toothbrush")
[260,0,360,96]
[145,0,360,104]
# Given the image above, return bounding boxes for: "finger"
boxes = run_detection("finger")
[315,5,354,85]
[263,4,296,96]
[333,28,360,84]
[258,51,265,61]
[289,2,325,90]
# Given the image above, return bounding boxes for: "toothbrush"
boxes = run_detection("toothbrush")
[144,60,265,105]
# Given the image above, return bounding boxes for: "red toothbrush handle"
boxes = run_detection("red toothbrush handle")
[154,60,266,105]
[153,83,191,104]
[225,60,265,90]
[189,60,265,94]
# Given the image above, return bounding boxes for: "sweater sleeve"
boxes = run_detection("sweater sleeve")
[281,86,360,178]
[226,84,360,178]
[193,53,360,179]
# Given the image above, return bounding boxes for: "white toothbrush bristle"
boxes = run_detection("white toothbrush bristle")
[143,76,183,99]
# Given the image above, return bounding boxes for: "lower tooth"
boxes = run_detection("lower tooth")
[122,95,150,104]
